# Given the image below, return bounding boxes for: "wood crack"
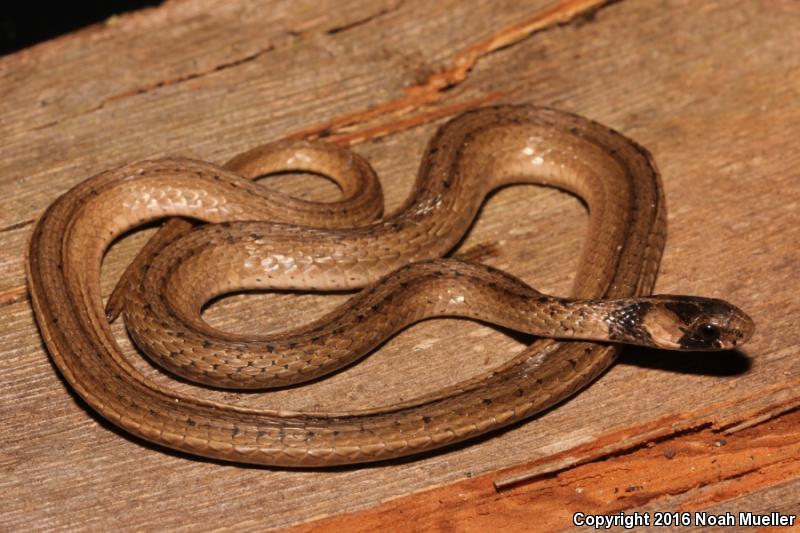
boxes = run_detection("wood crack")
[27,2,408,134]
[286,0,618,145]
[0,218,34,234]
[493,418,716,490]
[495,382,800,490]
[31,45,279,132]
[326,0,405,35]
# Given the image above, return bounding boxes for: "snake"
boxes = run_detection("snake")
[27,105,754,467]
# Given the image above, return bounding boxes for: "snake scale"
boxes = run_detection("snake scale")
[27,105,754,466]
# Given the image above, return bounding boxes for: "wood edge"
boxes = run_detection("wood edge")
[286,399,800,532]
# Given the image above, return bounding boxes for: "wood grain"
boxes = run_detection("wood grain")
[1,0,799,530]
[288,409,800,532]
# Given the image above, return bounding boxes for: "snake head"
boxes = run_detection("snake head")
[605,295,755,351]
[640,295,755,351]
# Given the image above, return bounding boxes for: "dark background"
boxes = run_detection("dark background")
[1,2,162,56]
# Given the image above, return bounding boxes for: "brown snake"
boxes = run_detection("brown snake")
[27,106,754,466]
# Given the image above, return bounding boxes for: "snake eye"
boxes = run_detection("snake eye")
[696,323,720,342]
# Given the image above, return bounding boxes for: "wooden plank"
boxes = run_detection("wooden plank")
[0,0,581,293]
[288,409,800,532]
[1,0,799,530]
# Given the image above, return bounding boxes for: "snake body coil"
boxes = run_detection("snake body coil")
[27,106,753,466]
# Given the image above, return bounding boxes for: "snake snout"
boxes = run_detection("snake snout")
[728,307,755,348]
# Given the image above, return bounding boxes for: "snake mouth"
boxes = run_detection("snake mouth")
[677,329,725,351]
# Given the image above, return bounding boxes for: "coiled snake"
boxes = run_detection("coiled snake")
[27,106,754,466]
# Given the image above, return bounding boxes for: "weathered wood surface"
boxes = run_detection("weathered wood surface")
[289,409,800,532]
[1,0,798,530]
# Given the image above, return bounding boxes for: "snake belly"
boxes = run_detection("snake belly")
[27,105,665,466]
